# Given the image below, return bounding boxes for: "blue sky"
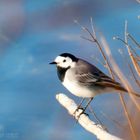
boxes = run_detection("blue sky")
[0,0,139,140]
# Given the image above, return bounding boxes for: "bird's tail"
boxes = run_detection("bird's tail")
[129,90,140,97]
[96,78,140,97]
[117,86,140,97]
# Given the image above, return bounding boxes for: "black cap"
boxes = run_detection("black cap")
[60,53,78,62]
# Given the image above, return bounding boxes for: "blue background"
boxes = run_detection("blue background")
[0,0,139,140]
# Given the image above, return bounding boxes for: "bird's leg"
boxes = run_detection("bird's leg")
[88,105,107,130]
[73,98,85,115]
[88,105,102,125]
[77,97,94,119]
[83,97,94,113]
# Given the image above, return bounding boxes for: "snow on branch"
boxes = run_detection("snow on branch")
[56,93,123,140]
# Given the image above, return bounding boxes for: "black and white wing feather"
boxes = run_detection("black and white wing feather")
[75,59,126,92]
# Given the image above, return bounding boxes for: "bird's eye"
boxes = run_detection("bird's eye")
[63,59,66,62]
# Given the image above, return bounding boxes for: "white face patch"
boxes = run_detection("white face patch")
[54,56,76,68]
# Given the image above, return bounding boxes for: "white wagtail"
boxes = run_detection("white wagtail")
[50,53,140,114]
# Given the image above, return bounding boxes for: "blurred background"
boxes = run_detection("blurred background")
[0,0,139,140]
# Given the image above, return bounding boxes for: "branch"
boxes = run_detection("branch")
[56,93,123,140]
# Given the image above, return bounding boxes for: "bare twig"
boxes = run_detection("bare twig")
[91,55,106,68]
[75,20,114,78]
[102,36,140,107]
[136,56,140,61]
[128,63,140,87]
[127,33,140,49]
[119,95,137,140]
[90,17,97,39]
[123,22,136,138]
[80,36,94,42]
[118,45,140,88]
[114,36,140,77]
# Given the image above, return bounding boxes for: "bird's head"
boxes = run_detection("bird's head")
[50,53,78,68]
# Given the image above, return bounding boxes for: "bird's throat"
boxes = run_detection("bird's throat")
[57,66,70,82]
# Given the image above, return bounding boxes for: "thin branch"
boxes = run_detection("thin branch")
[119,95,137,140]
[118,45,140,88]
[90,17,97,39]
[113,36,135,53]
[56,93,123,140]
[127,33,140,49]
[91,55,106,68]
[128,63,140,87]
[136,56,140,61]
[80,36,94,42]
[102,36,140,109]
[114,36,140,77]
[75,20,114,78]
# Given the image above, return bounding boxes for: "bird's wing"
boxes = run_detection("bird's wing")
[75,59,126,91]
[76,72,98,84]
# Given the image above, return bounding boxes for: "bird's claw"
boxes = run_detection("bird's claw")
[94,123,108,132]
[73,106,83,116]
[76,109,89,122]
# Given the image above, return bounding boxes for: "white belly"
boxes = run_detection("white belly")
[62,78,97,98]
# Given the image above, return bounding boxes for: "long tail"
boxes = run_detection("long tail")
[117,85,140,97]
[128,90,140,97]
[104,81,140,97]
[95,78,140,97]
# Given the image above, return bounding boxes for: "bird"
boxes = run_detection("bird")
[50,53,140,115]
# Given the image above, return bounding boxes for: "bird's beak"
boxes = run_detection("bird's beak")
[49,61,57,65]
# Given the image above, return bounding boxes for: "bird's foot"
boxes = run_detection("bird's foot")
[75,108,89,122]
[73,106,83,116]
[94,123,108,132]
